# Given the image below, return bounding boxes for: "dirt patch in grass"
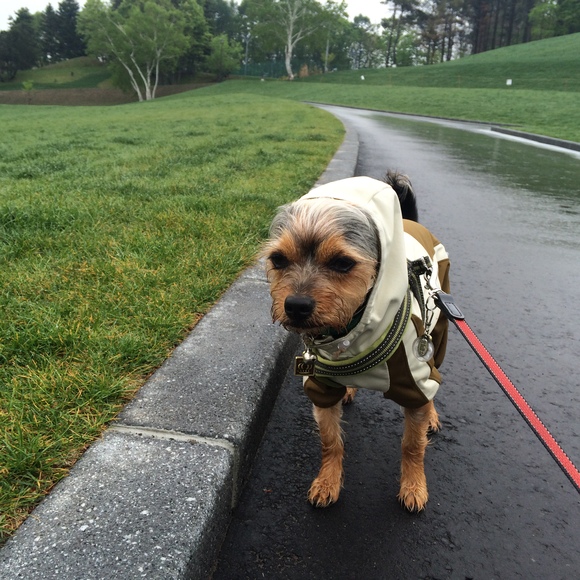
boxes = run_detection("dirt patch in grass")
[0,83,211,106]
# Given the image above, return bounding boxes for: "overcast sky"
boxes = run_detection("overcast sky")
[0,0,390,32]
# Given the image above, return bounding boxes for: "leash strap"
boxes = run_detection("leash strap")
[435,292,580,494]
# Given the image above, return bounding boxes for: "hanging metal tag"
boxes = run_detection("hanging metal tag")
[294,350,316,376]
[412,334,435,362]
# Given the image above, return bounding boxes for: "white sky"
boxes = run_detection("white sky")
[0,0,389,32]
[344,0,388,24]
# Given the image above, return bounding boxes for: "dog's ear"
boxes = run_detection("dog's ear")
[267,203,293,237]
[384,171,419,222]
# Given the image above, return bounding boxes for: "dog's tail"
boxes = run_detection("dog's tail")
[384,170,419,222]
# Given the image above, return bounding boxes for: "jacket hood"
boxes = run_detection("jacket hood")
[301,176,408,357]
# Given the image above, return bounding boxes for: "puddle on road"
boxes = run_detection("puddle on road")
[373,114,580,200]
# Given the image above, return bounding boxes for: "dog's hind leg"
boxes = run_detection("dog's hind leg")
[398,400,438,512]
[308,402,344,507]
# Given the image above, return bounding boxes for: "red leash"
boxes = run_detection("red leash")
[435,292,580,494]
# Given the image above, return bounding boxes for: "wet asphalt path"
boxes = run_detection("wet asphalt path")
[214,107,580,579]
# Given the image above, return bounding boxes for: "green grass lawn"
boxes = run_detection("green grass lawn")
[0,93,343,541]
[222,32,580,142]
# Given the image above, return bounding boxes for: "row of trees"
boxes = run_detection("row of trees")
[0,0,86,81]
[0,0,244,94]
[471,0,580,53]
[1,0,579,100]
[379,0,580,66]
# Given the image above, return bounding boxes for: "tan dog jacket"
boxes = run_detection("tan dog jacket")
[300,177,450,409]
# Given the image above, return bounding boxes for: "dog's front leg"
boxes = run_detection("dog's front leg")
[398,400,440,512]
[308,402,344,507]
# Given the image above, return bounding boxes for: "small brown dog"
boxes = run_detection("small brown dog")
[264,172,450,511]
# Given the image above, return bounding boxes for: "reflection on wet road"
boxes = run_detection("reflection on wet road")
[321,106,580,463]
[364,112,580,250]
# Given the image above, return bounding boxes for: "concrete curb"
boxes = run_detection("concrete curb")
[0,115,359,580]
[306,101,580,153]
[490,126,580,152]
[303,100,517,127]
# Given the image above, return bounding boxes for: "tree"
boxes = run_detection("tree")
[528,0,558,40]
[0,31,18,81]
[279,0,320,79]
[467,0,544,53]
[395,30,422,65]
[0,9,41,81]
[13,9,41,70]
[204,0,239,37]
[289,1,350,74]
[246,0,324,80]
[412,0,444,63]
[56,0,86,59]
[555,0,580,35]
[382,0,417,67]
[313,1,350,73]
[349,15,382,68]
[206,33,242,79]
[41,4,61,62]
[78,0,204,100]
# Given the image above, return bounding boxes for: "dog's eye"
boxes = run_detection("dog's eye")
[327,257,356,273]
[269,252,290,270]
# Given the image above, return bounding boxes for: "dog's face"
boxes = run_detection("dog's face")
[264,198,380,335]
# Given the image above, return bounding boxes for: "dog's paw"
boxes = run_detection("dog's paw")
[342,387,357,405]
[427,405,441,433]
[428,416,441,434]
[308,477,341,507]
[398,480,428,512]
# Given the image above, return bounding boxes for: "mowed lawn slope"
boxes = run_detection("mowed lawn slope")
[210,32,580,142]
[300,32,580,92]
[201,80,580,143]
[0,56,112,91]
[0,93,343,540]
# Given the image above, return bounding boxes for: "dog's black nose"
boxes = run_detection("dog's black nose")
[284,295,315,321]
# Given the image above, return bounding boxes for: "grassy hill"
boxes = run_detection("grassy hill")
[191,79,580,142]
[0,57,112,91]
[0,34,578,139]
[300,32,580,92]
[199,32,580,142]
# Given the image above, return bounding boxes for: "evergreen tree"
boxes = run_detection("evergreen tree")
[0,8,40,80]
[555,0,580,35]
[203,0,238,37]
[41,4,61,62]
[0,31,18,81]
[57,0,86,59]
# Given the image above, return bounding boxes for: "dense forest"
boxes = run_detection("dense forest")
[1,0,578,88]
